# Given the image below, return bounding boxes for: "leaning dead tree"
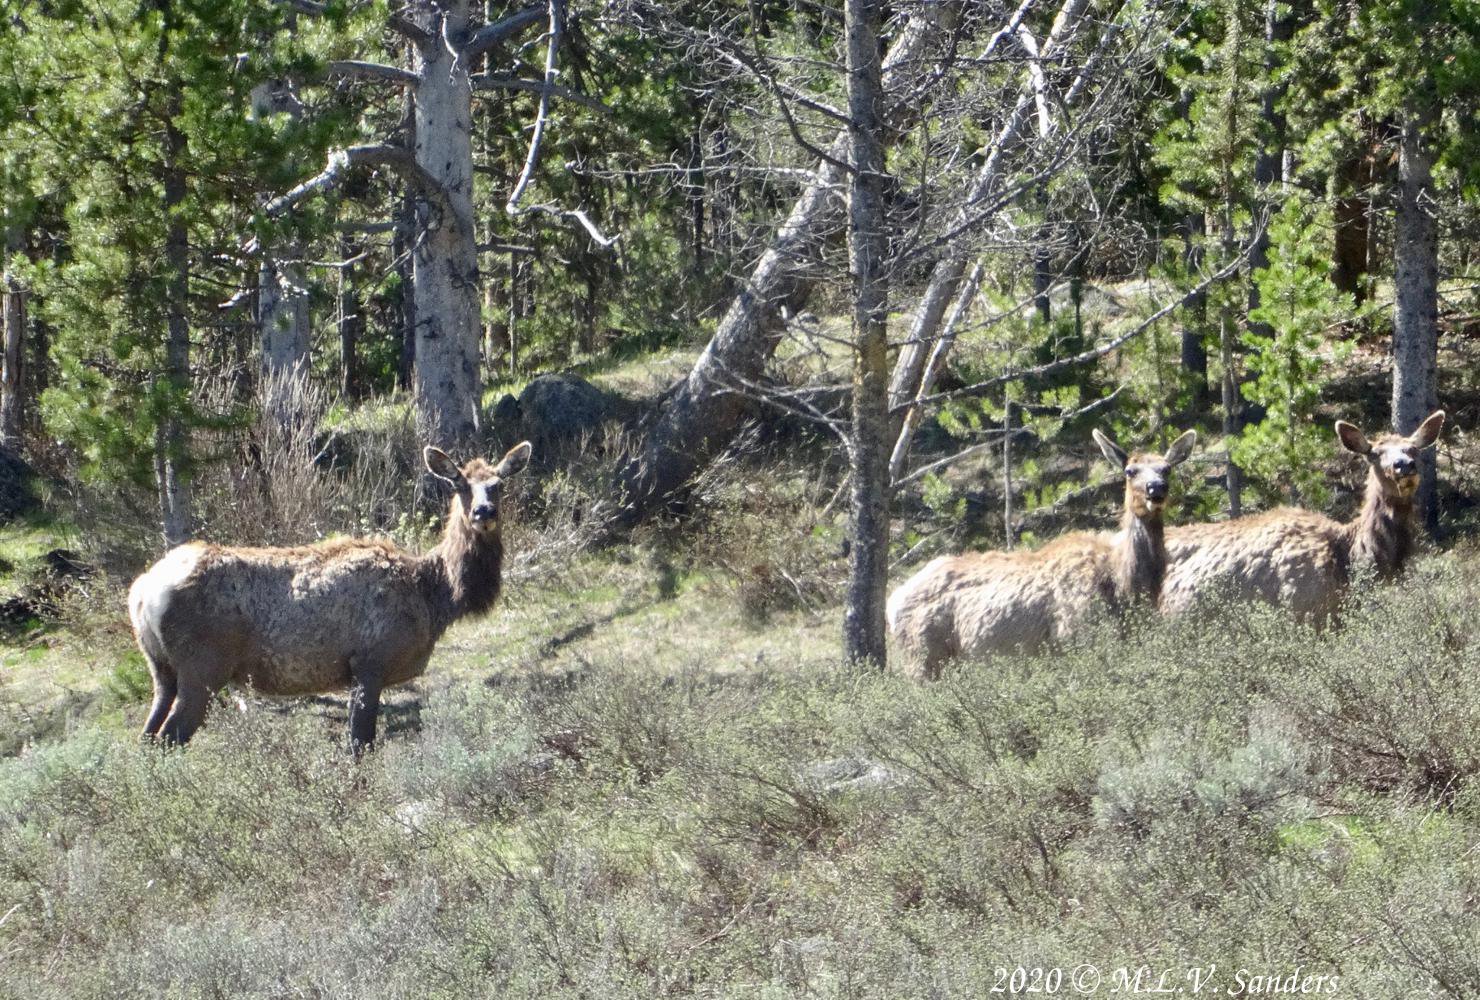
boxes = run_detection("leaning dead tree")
[265,0,604,446]
[887,0,1096,472]
[612,3,958,525]
[612,0,1159,528]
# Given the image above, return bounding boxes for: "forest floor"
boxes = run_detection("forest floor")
[6,288,1480,995]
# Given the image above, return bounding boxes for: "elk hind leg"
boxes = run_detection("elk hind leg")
[141,654,178,740]
[159,678,212,747]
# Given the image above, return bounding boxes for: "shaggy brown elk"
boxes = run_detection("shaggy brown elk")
[128,442,532,750]
[887,428,1196,679]
[1160,410,1445,621]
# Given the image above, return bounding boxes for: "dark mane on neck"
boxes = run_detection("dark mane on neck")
[418,493,505,633]
[1115,505,1166,604]
[1346,466,1415,578]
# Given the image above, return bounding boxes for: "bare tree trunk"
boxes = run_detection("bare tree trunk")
[2,243,25,450]
[1180,211,1209,412]
[395,192,417,393]
[1245,0,1292,343]
[1332,140,1374,305]
[1393,109,1441,533]
[338,236,362,401]
[613,9,949,526]
[1220,188,1243,519]
[411,1,481,446]
[258,254,311,418]
[887,261,983,483]
[158,113,194,546]
[842,0,890,670]
[252,80,312,424]
[1002,400,1013,547]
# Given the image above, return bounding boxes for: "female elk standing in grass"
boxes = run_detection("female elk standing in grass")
[1160,410,1445,621]
[128,442,531,750]
[887,428,1197,680]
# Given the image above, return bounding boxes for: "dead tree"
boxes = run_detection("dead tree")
[267,1,603,446]
[612,6,955,525]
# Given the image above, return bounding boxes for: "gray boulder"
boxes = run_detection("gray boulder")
[516,373,610,452]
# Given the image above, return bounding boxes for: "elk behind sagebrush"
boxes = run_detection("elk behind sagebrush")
[1161,410,1445,620]
[886,428,1196,679]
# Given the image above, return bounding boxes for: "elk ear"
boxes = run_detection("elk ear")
[495,441,533,479]
[1335,420,1371,456]
[1092,429,1128,470]
[1164,429,1197,467]
[1411,410,1446,449]
[423,446,466,486]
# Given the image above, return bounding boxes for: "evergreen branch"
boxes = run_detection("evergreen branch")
[275,0,430,41]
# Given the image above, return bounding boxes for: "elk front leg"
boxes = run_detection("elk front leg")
[347,661,383,757]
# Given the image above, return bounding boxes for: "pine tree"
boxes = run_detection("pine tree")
[1233,197,1353,506]
[1152,0,1270,517]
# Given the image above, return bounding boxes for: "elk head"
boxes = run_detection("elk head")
[1335,410,1444,502]
[424,441,533,534]
[1094,428,1197,520]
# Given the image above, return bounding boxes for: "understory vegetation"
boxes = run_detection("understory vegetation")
[5,437,1480,996]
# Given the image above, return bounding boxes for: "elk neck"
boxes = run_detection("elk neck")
[1345,466,1415,578]
[1115,499,1166,603]
[417,493,505,634]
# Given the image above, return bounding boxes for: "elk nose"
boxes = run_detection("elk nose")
[1145,482,1167,501]
[471,504,497,523]
[1393,459,1415,476]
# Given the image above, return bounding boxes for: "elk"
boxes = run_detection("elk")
[887,428,1197,680]
[127,442,532,750]
[1160,410,1445,621]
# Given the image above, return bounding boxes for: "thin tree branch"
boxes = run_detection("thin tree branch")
[893,385,1126,491]
[505,0,562,214]
[327,60,418,86]
[470,73,608,111]
[464,4,546,62]
[891,243,1257,416]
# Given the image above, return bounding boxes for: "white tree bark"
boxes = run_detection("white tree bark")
[252,81,313,427]
[258,255,311,420]
[410,0,482,446]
